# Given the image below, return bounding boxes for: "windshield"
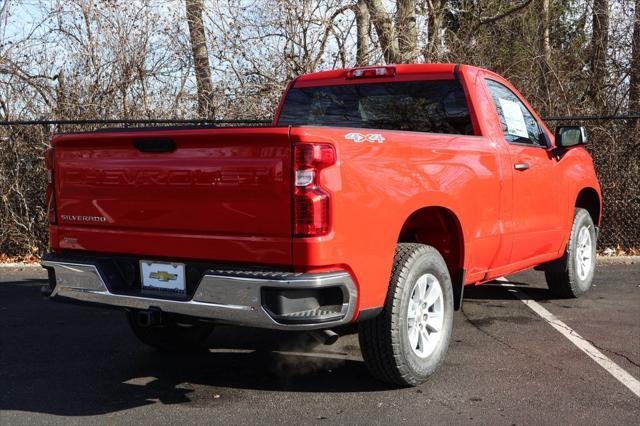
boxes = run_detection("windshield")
[277,80,473,135]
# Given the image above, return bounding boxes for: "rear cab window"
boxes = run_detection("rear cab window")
[277,80,474,135]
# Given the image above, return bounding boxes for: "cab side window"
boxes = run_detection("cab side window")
[486,79,543,146]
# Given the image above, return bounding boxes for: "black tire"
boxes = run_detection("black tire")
[126,310,214,351]
[544,208,597,298]
[358,243,454,386]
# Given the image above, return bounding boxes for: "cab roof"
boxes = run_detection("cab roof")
[293,64,481,87]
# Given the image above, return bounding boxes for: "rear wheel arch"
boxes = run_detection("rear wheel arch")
[397,206,465,309]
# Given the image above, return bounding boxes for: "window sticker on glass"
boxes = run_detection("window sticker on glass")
[498,98,529,139]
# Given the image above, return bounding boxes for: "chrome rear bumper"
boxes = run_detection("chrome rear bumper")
[42,257,357,330]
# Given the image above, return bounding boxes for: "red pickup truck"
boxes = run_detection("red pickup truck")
[42,64,601,386]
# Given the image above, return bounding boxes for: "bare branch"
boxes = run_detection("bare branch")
[473,0,534,30]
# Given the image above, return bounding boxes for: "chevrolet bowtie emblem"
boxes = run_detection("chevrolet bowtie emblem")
[149,271,178,282]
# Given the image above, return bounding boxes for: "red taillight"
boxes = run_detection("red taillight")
[45,147,56,224]
[295,144,336,168]
[293,144,336,237]
[346,66,396,79]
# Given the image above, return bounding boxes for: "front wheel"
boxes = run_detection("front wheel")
[358,243,454,386]
[544,208,597,298]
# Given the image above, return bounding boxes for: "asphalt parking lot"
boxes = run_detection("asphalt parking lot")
[1,262,638,425]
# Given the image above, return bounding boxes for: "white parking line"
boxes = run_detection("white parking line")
[496,277,640,398]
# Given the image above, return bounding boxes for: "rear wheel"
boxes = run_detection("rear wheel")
[126,310,214,351]
[358,243,454,386]
[544,208,597,298]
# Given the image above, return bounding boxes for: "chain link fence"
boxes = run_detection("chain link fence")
[0,118,638,258]
[576,119,639,252]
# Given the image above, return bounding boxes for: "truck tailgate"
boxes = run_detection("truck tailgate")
[51,127,292,264]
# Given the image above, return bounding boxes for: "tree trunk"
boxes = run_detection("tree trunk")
[629,0,640,113]
[55,69,66,119]
[363,0,401,64]
[590,0,609,111]
[355,0,370,66]
[396,0,417,63]
[185,0,215,118]
[426,0,446,62]
[538,0,551,62]
[535,0,551,109]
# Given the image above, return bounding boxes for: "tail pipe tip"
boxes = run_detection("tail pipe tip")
[309,329,339,346]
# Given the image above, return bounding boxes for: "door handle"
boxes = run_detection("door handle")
[514,163,530,171]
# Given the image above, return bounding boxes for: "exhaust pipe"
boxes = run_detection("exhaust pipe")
[309,329,339,346]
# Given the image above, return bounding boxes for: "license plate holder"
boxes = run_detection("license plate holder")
[140,260,186,294]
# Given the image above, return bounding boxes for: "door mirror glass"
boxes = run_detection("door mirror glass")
[555,126,587,148]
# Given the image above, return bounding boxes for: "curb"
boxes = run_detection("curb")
[596,255,640,264]
[0,263,42,269]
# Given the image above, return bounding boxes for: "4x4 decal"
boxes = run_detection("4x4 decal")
[345,132,385,144]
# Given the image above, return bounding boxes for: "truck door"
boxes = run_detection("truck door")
[485,79,565,264]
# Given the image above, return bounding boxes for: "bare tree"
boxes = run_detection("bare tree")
[590,0,610,110]
[473,0,535,29]
[363,0,401,63]
[537,0,551,62]
[396,0,417,62]
[359,0,419,64]
[185,0,215,118]
[425,0,447,62]
[534,0,551,99]
[354,0,370,65]
[630,0,640,113]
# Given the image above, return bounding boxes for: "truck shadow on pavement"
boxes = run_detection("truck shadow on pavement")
[0,275,559,417]
[0,278,393,417]
[464,279,561,303]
